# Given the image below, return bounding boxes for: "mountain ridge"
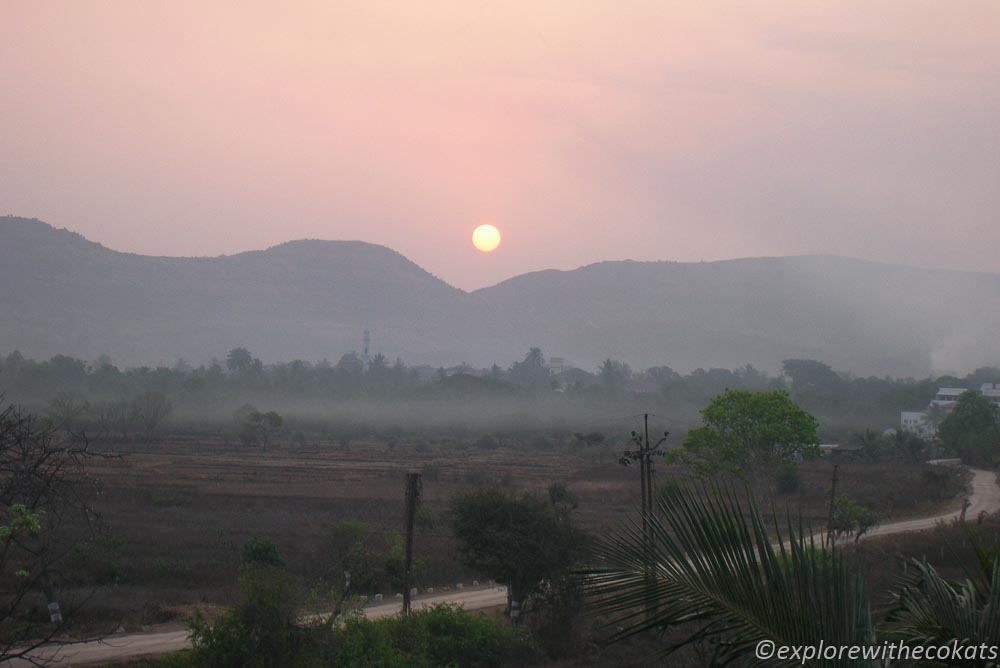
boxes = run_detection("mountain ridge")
[2,216,998,376]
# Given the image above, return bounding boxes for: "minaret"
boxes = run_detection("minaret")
[362,328,371,370]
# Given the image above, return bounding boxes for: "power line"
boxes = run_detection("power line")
[617,413,669,620]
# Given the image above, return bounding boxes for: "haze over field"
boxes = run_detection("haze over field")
[3,216,998,377]
[4,6,1000,666]
[2,2,1000,290]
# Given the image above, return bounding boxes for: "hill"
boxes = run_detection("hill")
[0,217,509,367]
[2,216,998,375]
[474,257,1000,376]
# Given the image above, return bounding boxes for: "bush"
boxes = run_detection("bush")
[240,535,285,569]
[191,598,535,668]
[332,605,537,667]
[190,568,305,668]
[831,494,878,543]
[920,465,962,501]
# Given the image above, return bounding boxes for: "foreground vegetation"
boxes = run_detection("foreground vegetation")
[2,377,997,666]
[587,483,1000,666]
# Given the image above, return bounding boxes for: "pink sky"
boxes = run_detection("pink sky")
[2,1,999,289]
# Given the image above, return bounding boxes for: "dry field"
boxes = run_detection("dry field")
[62,435,967,631]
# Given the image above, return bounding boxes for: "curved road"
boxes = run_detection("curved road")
[6,468,997,667]
[860,466,999,540]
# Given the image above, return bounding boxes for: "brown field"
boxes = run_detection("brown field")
[61,435,968,634]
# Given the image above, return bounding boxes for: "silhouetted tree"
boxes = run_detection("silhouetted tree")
[641,365,681,389]
[366,353,389,385]
[509,348,550,386]
[782,359,844,396]
[449,487,587,622]
[131,391,172,439]
[45,392,91,431]
[598,359,631,390]
[0,401,103,663]
[226,347,255,375]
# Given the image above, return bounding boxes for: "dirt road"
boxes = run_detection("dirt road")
[2,587,510,667]
[5,468,997,667]
[860,466,999,541]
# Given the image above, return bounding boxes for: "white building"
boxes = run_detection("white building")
[930,387,966,407]
[545,357,567,374]
[980,383,1000,406]
[901,383,1000,437]
[900,411,934,438]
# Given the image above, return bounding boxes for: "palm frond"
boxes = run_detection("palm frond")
[885,557,1000,663]
[583,482,874,666]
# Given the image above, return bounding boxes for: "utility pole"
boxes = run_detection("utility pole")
[619,414,668,620]
[619,414,669,524]
[826,464,839,546]
[402,472,421,617]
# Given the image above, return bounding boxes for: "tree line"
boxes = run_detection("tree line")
[1,349,998,440]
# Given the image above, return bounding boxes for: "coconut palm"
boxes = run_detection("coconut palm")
[585,483,875,666]
[884,547,1000,666]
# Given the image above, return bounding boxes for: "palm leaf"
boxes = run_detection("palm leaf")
[884,558,1000,665]
[583,482,874,666]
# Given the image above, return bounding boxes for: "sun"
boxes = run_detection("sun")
[472,224,501,252]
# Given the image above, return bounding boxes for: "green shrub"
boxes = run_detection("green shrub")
[240,535,284,569]
[831,494,878,543]
[333,605,537,668]
[190,568,306,668]
[191,598,534,668]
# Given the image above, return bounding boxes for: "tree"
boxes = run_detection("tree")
[830,494,878,544]
[673,390,820,476]
[334,352,365,389]
[130,391,172,439]
[641,365,681,390]
[190,563,300,668]
[108,399,134,440]
[226,347,256,375]
[327,520,372,591]
[782,358,844,396]
[366,353,389,385]
[44,392,91,432]
[448,488,587,620]
[938,390,1000,466]
[598,359,631,391]
[890,429,931,463]
[235,407,282,449]
[508,348,550,387]
[260,412,282,449]
[391,358,407,386]
[1,401,102,663]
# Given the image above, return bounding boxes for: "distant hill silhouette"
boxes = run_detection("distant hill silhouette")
[2,216,999,375]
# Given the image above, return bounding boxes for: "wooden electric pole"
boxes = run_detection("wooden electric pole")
[402,472,422,617]
[826,464,839,546]
[619,414,668,620]
[619,414,669,526]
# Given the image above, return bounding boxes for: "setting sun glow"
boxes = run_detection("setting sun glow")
[472,224,501,253]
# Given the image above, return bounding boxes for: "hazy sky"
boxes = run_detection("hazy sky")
[2,2,999,290]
